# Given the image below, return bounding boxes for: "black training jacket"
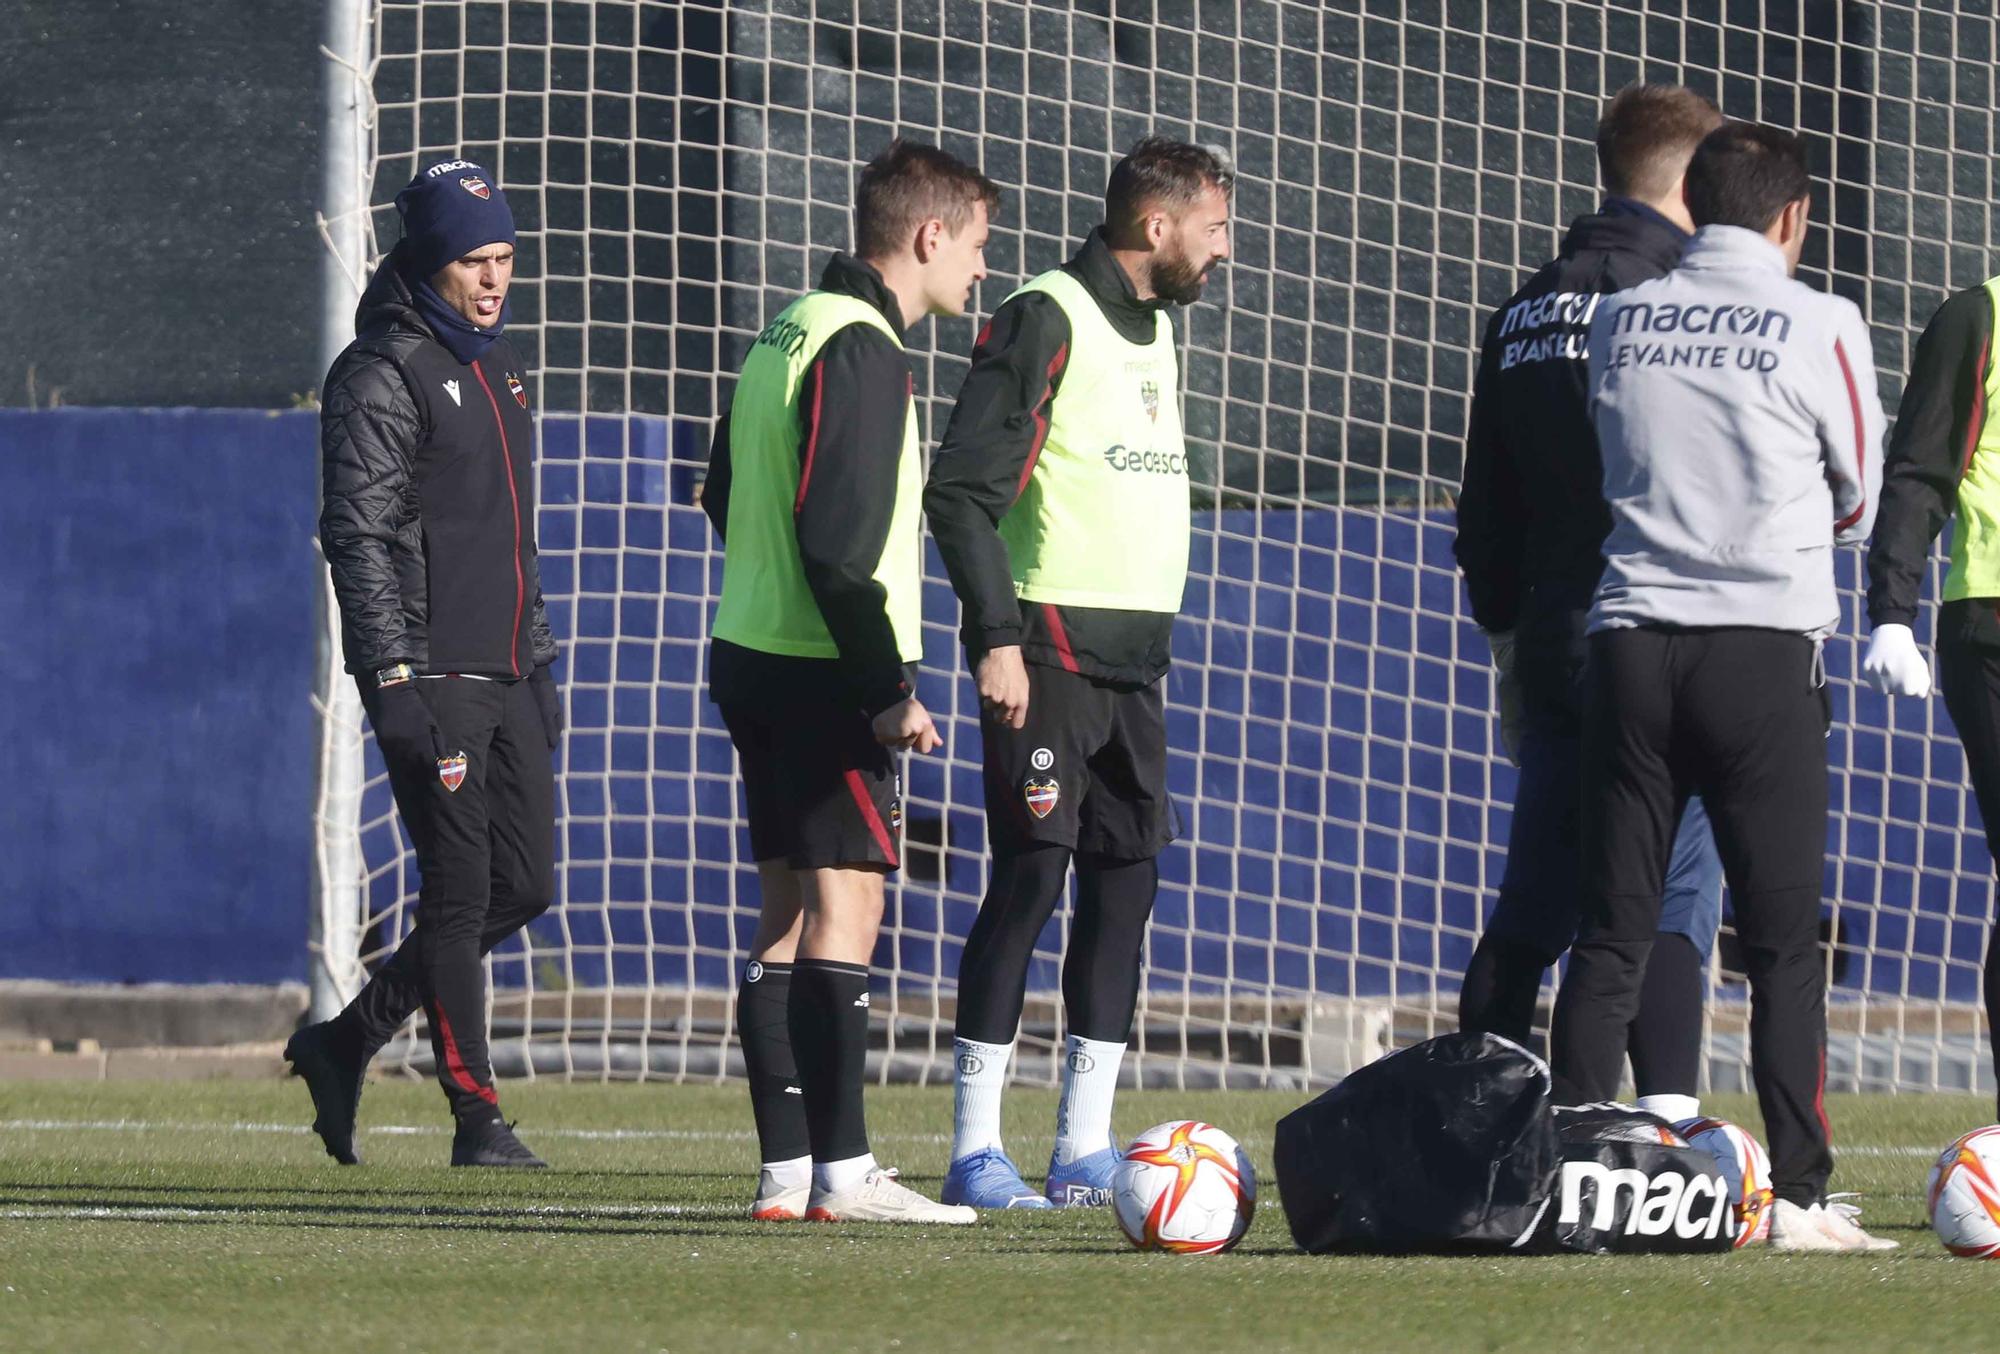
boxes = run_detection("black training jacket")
[924,228,1179,686]
[702,254,918,715]
[1453,204,1688,634]
[1866,285,2000,650]
[319,244,556,679]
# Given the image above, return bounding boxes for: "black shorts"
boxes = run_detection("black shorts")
[720,700,902,871]
[982,664,1177,859]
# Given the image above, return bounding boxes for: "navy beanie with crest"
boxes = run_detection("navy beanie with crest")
[395,158,516,278]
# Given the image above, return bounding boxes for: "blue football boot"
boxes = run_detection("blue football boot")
[941,1146,1054,1209]
[1043,1146,1121,1207]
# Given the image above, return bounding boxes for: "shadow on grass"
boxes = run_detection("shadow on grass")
[1010,1241,1300,1256]
[1,1179,429,1200]
[3,1208,758,1240]
[0,1180,750,1215]
[0,1190,1115,1243]
[0,1191,753,1228]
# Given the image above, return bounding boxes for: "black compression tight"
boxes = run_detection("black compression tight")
[1063,856,1159,1041]
[955,845,1159,1046]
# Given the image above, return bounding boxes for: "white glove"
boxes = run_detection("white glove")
[1485,630,1523,765]
[1862,623,1932,698]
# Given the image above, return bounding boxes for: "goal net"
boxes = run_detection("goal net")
[314,0,1998,1096]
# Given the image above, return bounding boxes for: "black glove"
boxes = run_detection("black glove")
[530,663,563,749]
[371,681,443,763]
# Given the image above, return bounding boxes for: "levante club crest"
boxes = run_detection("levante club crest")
[436,751,469,793]
[459,176,491,199]
[506,373,528,408]
[1023,776,1060,819]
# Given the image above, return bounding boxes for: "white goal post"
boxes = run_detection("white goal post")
[311,0,1998,1096]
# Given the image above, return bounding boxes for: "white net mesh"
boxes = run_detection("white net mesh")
[316,0,2000,1094]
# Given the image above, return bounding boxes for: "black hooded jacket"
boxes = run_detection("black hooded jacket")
[1453,203,1688,634]
[318,244,557,679]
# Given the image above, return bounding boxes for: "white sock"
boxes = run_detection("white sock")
[814,1151,876,1194]
[951,1037,1013,1162]
[1636,1093,1701,1125]
[758,1155,811,1195]
[1053,1035,1125,1166]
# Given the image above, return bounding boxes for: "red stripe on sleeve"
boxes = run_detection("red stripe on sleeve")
[1042,602,1080,674]
[794,358,827,515]
[1832,337,1868,532]
[1014,342,1069,500]
[844,769,899,867]
[1962,329,1992,479]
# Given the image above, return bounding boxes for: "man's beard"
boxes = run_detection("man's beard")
[1148,248,1213,306]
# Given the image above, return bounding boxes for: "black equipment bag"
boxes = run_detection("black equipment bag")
[1275,1034,1737,1255]
[1527,1104,1735,1254]
[1274,1031,1557,1254]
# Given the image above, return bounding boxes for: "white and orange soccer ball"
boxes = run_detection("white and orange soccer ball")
[1110,1119,1255,1255]
[1928,1125,2000,1258]
[1674,1117,1775,1248]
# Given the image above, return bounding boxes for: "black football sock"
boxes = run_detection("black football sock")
[737,960,810,1164]
[788,959,873,1167]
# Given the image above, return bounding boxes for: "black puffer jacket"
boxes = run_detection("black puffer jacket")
[319,244,556,678]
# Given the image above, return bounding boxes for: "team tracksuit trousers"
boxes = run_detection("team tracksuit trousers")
[1461,600,1724,1089]
[1550,626,1833,1207]
[333,676,555,1119]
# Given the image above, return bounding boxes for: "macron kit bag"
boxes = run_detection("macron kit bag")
[1273,1031,1735,1255]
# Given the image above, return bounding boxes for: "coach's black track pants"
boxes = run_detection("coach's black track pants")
[1550,626,1833,1206]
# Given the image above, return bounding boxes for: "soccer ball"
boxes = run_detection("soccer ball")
[1674,1117,1775,1248]
[1927,1126,2000,1258]
[1110,1119,1255,1255]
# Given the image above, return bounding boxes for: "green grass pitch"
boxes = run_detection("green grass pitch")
[2,1079,1998,1352]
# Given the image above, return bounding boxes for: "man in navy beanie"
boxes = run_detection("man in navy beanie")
[287,158,562,1168]
[392,158,519,361]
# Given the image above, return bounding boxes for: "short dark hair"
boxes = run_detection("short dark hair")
[1595,84,1724,200]
[1103,136,1235,247]
[854,140,1001,261]
[1684,121,1812,232]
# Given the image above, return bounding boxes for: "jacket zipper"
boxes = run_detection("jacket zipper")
[471,359,526,677]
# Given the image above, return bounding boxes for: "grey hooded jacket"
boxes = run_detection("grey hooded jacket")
[1584,225,1885,638]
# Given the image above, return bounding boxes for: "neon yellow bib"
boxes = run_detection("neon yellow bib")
[1944,278,2000,602]
[711,292,923,661]
[997,269,1191,613]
